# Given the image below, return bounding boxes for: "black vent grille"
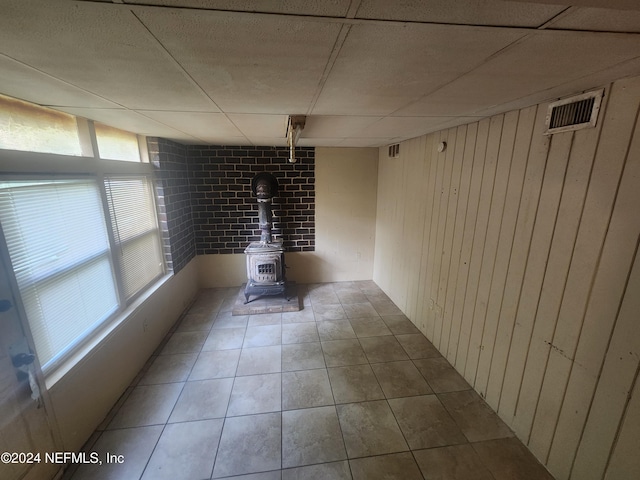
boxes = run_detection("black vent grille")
[545,89,603,135]
[549,97,595,129]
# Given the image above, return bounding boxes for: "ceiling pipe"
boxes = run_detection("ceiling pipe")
[286,115,306,163]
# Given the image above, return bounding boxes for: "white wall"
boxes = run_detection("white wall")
[199,147,378,286]
[48,259,199,452]
[374,75,640,480]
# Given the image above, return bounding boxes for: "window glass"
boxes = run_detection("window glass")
[0,179,119,369]
[0,94,82,156]
[95,122,140,162]
[105,176,164,300]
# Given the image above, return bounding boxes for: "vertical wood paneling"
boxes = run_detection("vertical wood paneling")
[447,118,489,364]
[484,104,550,411]
[475,105,536,397]
[437,126,467,352]
[442,123,477,357]
[605,366,640,480]
[465,110,518,384]
[457,115,503,378]
[372,74,640,480]
[544,77,640,480]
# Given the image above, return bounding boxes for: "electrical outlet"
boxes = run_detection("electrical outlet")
[143,318,149,332]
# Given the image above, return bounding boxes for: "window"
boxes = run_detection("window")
[105,176,164,300]
[95,122,141,162]
[0,179,119,368]
[0,94,82,156]
[0,93,166,376]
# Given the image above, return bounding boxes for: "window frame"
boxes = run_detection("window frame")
[0,114,167,382]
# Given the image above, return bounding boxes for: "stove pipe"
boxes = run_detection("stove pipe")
[251,172,279,243]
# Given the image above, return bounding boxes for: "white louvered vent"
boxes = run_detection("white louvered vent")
[388,143,400,158]
[544,89,604,135]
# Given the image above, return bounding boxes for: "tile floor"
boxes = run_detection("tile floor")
[66,281,555,480]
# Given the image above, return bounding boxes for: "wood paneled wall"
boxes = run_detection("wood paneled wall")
[373,75,640,480]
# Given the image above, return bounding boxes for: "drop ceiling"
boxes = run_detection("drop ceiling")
[1,0,639,147]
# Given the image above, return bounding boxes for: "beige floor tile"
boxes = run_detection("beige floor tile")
[202,327,246,351]
[282,369,334,410]
[370,299,403,316]
[381,315,421,334]
[359,336,410,363]
[282,342,325,371]
[349,317,392,337]
[317,320,357,341]
[160,331,208,354]
[107,383,183,429]
[342,302,380,319]
[282,460,350,480]
[336,400,409,458]
[282,406,347,468]
[236,345,282,376]
[371,360,433,398]
[282,323,319,344]
[169,377,233,422]
[471,437,555,480]
[395,333,441,359]
[214,311,249,329]
[312,303,346,321]
[336,290,369,304]
[248,312,283,326]
[141,419,223,480]
[70,426,163,480]
[189,349,240,380]
[349,452,423,480]
[177,312,215,332]
[413,357,470,393]
[388,395,467,449]
[138,353,197,385]
[327,364,385,404]
[321,339,368,367]
[213,413,281,478]
[227,373,282,416]
[413,444,494,480]
[438,390,514,442]
[282,308,315,324]
[243,324,282,348]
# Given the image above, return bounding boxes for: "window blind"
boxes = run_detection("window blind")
[104,176,163,301]
[0,179,118,369]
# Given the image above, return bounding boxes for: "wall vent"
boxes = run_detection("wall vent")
[388,143,400,158]
[544,89,603,135]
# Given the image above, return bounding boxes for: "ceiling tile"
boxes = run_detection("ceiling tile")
[227,114,289,138]
[355,0,567,27]
[140,111,245,140]
[0,1,216,111]
[134,7,343,114]
[56,107,200,141]
[399,29,640,117]
[123,0,351,16]
[303,116,383,137]
[312,23,526,116]
[548,7,640,32]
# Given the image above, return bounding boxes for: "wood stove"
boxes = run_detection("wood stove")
[243,173,288,303]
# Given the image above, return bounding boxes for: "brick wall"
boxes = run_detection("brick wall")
[188,146,315,254]
[148,138,195,273]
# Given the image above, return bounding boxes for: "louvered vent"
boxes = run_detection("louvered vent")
[388,143,400,158]
[544,89,603,135]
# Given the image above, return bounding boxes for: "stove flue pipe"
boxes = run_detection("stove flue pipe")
[286,115,306,164]
[251,172,279,244]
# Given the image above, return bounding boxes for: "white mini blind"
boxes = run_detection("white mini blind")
[104,176,163,301]
[0,179,118,369]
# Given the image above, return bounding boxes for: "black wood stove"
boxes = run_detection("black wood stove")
[243,172,288,303]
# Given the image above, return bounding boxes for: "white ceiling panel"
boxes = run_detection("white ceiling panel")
[303,116,383,138]
[352,116,462,140]
[0,1,215,112]
[57,107,200,141]
[399,29,640,117]
[227,114,289,138]
[134,7,342,114]
[0,54,119,109]
[334,137,395,148]
[356,0,567,27]
[140,111,245,141]
[312,23,526,116]
[122,0,351,17]
[548,7,640,32]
